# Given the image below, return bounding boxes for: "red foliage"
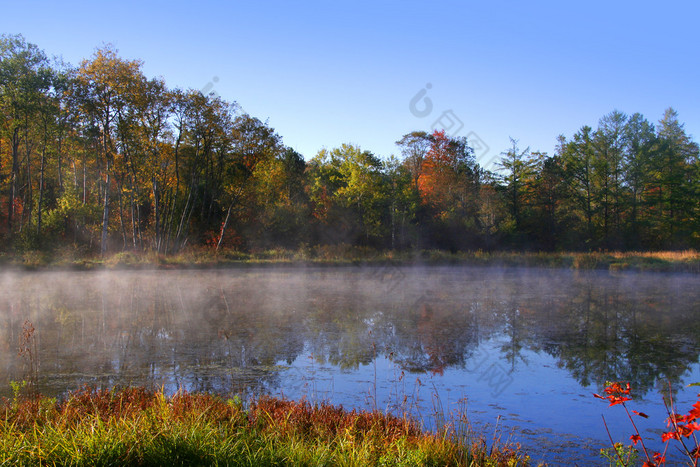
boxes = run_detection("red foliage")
[595,381,700,466]
[417,130,458,212]
[593,381,632,406]
[247,396,424,445]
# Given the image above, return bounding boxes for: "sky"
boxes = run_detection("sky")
[2,0,699,169]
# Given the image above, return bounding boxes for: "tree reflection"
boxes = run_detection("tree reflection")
[533,273,700,394]
[387,292,479,375]
[0,268,698,399]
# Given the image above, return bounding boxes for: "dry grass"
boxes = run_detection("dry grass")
[6,247,699,274]
[609,250,699,261]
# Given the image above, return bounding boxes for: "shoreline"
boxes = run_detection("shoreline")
[1,248,699,274]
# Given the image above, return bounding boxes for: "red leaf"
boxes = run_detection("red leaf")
[609,396,631,406]
[662,431,679,442]
[687,401,700,421]
[668,413,687,424]
[653,451,666,464]
[678,422,700,437]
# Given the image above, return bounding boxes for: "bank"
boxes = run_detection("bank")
[2,247,699,274]
[1,386,530,466]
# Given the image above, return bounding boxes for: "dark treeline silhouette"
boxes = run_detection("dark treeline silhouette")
[1,35,698,255]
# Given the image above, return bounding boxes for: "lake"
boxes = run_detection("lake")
[1,266,698,464]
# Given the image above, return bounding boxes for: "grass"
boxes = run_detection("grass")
[0,386,529,466]
[2,245,698,274]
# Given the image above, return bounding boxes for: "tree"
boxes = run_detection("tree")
[395,131,431,191]
[223,114,285,249]
[497,138,536,243]
[73,46,146,255]
[559,126,597,248]
[307,144,387,246]
[0,34,52,240]
[136,77,174,252]
[622,113,656,248]
[528,153,567,250]
[172,92,237,250]
[247,151,308,249]
[384,154,420,249]
[651,108,699,247]
[592,110,627,248]
[416,130,481,249]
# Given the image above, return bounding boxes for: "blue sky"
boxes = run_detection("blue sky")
[2,0,699,169]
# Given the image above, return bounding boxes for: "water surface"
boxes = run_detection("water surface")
[1,266,698,464]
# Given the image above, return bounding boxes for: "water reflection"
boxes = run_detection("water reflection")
[0,268,698,399]
[523,272,700,393]
[1,268,697,405]
[2,267,699,463]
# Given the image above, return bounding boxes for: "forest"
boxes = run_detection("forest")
[1,34,699,257]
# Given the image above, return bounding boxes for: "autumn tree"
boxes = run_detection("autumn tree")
[0,34,53,242]
[395,131,431,191]
[416,130,481,249]
[72,46,146,255]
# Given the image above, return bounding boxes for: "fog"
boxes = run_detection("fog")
[1,266,699,463]
[2,266,698,395]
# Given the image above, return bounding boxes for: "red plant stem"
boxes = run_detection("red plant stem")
[601,414,627,466]
[664,382,695,463]
[622,402,653,464]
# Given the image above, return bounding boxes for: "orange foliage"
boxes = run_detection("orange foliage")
[416,130,469,218]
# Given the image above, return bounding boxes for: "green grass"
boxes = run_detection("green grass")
[0,387,529,466]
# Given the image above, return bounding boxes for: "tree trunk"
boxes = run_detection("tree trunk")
[100,168,110,256]
[37,136,46,235]
[116,176,127,250]
[216,204,233,252]
[24,123,33,231]
[130,176,138,250]
[8,127,20,233]
[57,132,63,191]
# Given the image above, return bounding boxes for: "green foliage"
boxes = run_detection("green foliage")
[9,380,27,408]
[42,183,101,244]
[600,442,639,467]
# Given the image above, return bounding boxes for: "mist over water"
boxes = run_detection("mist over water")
[1,266,699,464]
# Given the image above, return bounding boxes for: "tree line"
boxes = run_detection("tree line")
[1,34,698,255]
